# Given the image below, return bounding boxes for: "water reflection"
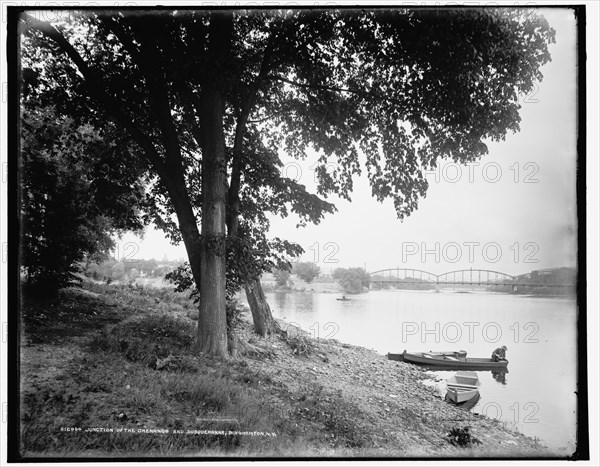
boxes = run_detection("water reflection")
[274,291,315,317]
[273,291,289,310]
[491,368,508,385]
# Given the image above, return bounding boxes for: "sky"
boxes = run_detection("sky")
[119,8,579,278]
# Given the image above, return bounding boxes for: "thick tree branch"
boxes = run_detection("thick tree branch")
[180,85,204,150]
[110,19,184,175]
[227,31,278,234]
[23,14,167,177]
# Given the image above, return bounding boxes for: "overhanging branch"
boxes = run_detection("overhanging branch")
[23,14,168,177]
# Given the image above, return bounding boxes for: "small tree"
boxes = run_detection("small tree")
[292,262,321,284]
[333,267,371,294]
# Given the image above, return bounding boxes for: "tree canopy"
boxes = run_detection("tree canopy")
[333,267,371,294]
[292,262,321,284]
[19,7,555,355]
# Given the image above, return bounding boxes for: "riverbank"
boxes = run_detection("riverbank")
[261,277,342,294]
[19,281,550,458]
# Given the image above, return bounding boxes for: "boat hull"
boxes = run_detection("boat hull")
[445,391,481,409]
[446,371,481,403]
[446,387,479,403]
[388,352,508,369]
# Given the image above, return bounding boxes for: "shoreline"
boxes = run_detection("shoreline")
[236,312,554,456]
[259,283,576,298]
[18,282,557,458]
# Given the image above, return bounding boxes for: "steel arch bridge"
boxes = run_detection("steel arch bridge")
[367,267,576,291]
[368,268,516,285]
[367,268,575,290]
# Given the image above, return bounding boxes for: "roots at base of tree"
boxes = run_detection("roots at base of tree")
[227,331,275,359]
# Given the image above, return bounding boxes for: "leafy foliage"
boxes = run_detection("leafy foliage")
[446,426,482,447]
[20,104,148,296]
[292,262,321,284]
[332,267,371,294]
[22,8,555,225]
[164,265,245,334]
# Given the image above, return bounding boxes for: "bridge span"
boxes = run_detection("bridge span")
[368,268,572,290]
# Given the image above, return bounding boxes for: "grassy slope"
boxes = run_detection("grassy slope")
[19,281,550,458]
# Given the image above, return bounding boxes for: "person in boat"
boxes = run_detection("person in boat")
[491,345,508,362]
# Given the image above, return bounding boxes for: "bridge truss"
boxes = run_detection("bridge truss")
[368,268,571,288]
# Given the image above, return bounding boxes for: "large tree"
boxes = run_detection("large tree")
[19,7,555,356]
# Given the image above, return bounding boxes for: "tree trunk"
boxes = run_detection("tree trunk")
[195,13,233,357]
[244,277,278,337]
[196,91,228,357]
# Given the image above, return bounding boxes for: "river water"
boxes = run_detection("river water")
[262,289,578,454]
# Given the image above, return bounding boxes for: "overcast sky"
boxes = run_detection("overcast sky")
[120,8,579,277]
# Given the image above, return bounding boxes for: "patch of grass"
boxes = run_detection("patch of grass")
[232,365,275,389]
[22,289,124,344]
[162,373,239,412]
[20,347,291,456]
[90,313,197,370]
[295,383,375,448]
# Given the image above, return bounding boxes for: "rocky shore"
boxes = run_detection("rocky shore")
[237,312,550,457]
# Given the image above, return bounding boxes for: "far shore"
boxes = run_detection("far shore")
[259,280,576,298]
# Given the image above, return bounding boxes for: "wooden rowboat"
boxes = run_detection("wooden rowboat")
[387,350,467,361]
[446,371,480,403]
[387,351,508,369]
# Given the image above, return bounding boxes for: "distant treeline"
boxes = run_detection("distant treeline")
[85,258,183,282]
[370,277,436,291]
[489,267,577,296]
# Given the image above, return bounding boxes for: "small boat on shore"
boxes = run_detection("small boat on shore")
[387,350,467,361]
[445,390,481,409]
[387,351,508,369]
[446,371,480,403]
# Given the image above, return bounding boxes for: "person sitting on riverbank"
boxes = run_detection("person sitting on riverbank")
[491,345,508,362]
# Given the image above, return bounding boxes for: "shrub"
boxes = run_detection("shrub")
[446,426,482,447]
